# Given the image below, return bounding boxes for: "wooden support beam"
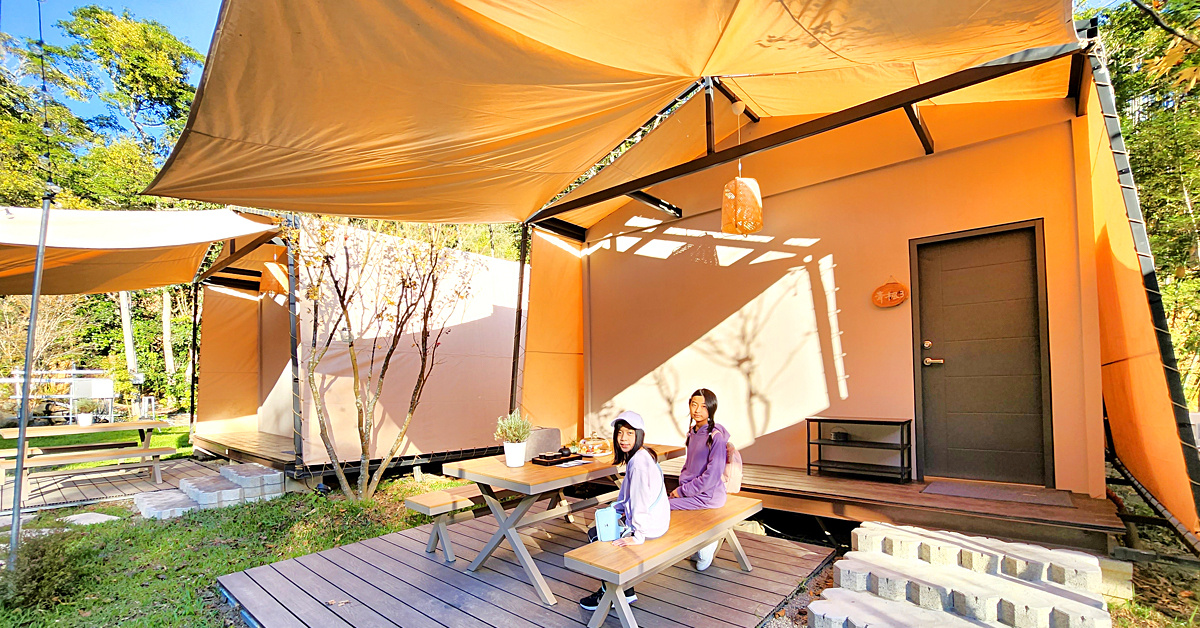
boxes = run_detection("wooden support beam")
[712,77,760,123]
[197,229,279,282]
[527,42,1083,224]
[903,104,935,155]
[627,191,683,219]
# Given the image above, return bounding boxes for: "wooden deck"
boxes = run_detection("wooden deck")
[193,431,295,467]
[0,458,221,514]
[218,501,834,628]
[661,460,1125,553]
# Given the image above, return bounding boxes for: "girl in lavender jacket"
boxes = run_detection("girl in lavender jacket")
[669,388,728,570]
[579,411,669,611]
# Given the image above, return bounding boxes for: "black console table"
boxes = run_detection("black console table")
[806,416,912,482]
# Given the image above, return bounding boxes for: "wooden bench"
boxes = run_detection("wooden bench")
[405,483,523,563]
[564,495,763,628]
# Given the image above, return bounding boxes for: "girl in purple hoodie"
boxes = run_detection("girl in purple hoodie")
[669,388,728,570]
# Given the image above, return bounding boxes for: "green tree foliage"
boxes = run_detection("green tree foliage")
[1093,1,1200,404]
[48,6,204,153]
[0,35,94,206]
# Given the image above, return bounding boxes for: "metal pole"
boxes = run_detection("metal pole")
[188,282,199,435]
[285,227,303,466]
[8,191,53,569]
[508,224,530,414]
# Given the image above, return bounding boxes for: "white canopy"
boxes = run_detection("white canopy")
[0,208,279,295]
[145,0,1078,222]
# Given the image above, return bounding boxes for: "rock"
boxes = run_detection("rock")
[58,513,121,526]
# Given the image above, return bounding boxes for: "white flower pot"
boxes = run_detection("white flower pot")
[77,413,94,427]
[503,441,527,467]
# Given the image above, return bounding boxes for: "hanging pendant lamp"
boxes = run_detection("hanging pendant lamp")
[721,101,763,235]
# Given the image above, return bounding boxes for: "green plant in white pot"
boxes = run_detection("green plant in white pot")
[75,399,102,427]
[494,409,532,468]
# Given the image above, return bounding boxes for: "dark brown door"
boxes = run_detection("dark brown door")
[915,226,1050,485]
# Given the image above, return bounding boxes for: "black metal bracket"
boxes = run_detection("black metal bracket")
[903,104,935,155]
[627,190,683,218]
[203,275,260,291]
[536,217,587,243]
[712,77,760,123]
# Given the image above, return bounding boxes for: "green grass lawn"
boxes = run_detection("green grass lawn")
[0,425,193,470]
[0,474,468,627]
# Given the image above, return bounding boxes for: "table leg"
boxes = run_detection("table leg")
[505,524,556,605]
[555,489,575,523]
[468,487,537,572]
[726,529,753,572]
[470,485,558,605]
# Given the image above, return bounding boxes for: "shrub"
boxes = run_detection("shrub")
[493,409,531,443]
[0,530,90,610]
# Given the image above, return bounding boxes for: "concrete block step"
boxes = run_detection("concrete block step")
[134,490,200,520]
[834,550,1110,628]
[220,463,284,490]
[179,475,243,508]
[853,521,1103,593]
[810,586,1007,628]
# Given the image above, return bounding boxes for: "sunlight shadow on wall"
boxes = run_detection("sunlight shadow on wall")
[587,265,834,450]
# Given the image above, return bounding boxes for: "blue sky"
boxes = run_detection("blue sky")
[1,0,223,121]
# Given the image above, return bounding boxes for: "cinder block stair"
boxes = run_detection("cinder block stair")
[134,463,286,520]
[220,463,285,502]
[810,522,1112,628]
[134,489,200,520]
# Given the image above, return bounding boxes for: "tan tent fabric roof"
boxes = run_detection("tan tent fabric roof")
[0,208,278,295]
[146,0,1077,222]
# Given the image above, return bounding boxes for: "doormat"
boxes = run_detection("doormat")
[921,481,1074,508]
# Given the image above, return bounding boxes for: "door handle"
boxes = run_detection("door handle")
[923,358,944,366]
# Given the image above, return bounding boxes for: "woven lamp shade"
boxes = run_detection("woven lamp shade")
[721,177,763,235]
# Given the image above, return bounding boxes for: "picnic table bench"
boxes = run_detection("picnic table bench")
[1,420,175,508]
[564,494,763,628]
[405,483,519,563]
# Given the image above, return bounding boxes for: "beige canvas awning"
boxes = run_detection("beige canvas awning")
[0,208,279,295]
[145,0,1078,222]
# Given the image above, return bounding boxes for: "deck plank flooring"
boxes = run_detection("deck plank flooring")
[660,460,1124,534]
[194,431,294,464]
[1,458,223,514]
[220,501,834,628]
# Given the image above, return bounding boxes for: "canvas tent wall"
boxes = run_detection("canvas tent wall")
[145,2,1200,538]
[192,223,525,468]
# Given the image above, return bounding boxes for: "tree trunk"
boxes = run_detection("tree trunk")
[119,291,139,373]
[162,289,176,374]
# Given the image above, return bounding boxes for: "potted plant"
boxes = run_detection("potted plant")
[494,409,532,468]
[75,399,102,427]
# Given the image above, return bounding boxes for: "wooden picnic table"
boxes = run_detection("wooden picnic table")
[1,420,174,507]
[0,419,169,441]
[443,444,684,606]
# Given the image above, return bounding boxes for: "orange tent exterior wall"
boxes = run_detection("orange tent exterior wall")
[1075,80,1200,533]
[522,89,1194,533]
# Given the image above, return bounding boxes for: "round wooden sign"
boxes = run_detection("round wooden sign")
[872,281,908,308]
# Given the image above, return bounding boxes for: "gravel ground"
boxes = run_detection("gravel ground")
[759,563,835,627]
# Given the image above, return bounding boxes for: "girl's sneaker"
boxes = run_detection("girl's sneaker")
[579,586,637,610]
[695,541,719,571]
